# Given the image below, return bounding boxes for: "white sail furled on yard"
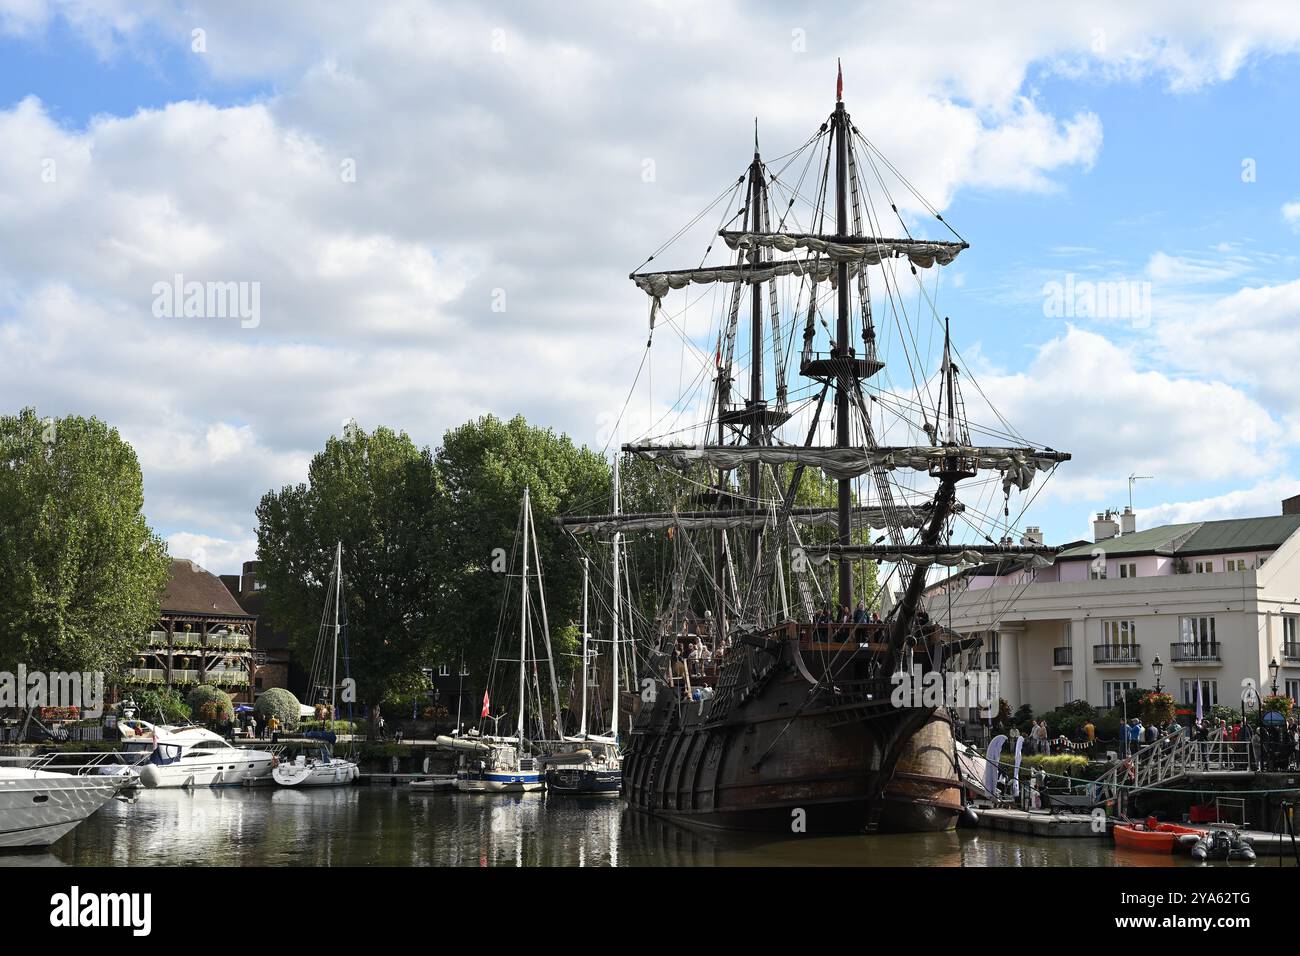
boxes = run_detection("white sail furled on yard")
[624,444,1070,492]
[557,504,947,536]
[799,545,1056,569]
[720,231,968,268]
[631,258,859,299]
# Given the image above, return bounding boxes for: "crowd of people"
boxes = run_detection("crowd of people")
[667,630,732,701]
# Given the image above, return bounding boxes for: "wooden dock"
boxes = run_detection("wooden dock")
[976,807,1109,838]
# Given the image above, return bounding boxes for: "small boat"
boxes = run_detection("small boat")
[1190,826,1256,862]
[274,541,360,788]
[0,752,141,849]
[408,774,458,792]
[445,487,559,795]
[541,736,621,795]
[542,554,621,796]
[272,743,360,788]
[1113,818,1205,853]
[440,735,542,792]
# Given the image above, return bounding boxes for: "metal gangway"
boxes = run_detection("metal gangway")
[1094,731,1257,806]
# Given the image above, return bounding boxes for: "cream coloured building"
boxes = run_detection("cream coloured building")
[924,505,1300,715]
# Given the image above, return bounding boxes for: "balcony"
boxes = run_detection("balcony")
[206,668,250,686]
[1170,642,1222,664]
[127,667,166,683]
[146,630,169,645]
[206,635,252,651]
[1093,644,1141,666]
[171,634,201,649]
[170,668,200,684]
[1283,643,1300,664]
[1053,647,1073,668]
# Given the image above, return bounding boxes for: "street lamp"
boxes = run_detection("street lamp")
[1152,653,1164,694]
[1269,656,1280,696]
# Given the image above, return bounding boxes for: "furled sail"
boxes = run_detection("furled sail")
[624,444,1070,492]
[557,504,951,536]
[720,231,967,268]
[631,258,859,299]
[798,543,1057,569]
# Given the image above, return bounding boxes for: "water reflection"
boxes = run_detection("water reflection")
[1,788,1283,868]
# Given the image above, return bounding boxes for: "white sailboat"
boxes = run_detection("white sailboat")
[443,486,559,793]
[543,463,624,795]
[273,541,360,788]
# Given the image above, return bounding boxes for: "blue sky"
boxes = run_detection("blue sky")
[2,2,1299,571]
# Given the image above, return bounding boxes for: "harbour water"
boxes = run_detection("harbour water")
[1,788,1279,867]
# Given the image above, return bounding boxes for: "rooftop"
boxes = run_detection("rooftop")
[1058,514,1300,561]
[162,559,254,618]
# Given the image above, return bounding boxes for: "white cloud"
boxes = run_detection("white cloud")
[1284,201,1300,231]
[5,1,1300,571]
[968,327,1282,504]
[1138,478,1300,527]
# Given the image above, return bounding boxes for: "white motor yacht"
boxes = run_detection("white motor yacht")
[0,752,140,849]
[131,723,277,789]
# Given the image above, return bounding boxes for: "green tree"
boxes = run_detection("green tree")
[433,415,610,692]
[0,408,170,674]
[187,684,234,724]
[255,425,442,704]
[254,687,301,729]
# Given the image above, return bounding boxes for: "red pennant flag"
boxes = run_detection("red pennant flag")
[836,59,843,101]
[481,690,490,718]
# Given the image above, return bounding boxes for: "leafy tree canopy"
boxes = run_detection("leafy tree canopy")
[0,408,170,674]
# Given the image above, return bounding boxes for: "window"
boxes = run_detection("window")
[1063,680,1073,703]
[1180,678,1218,707]
[1284,616,1298,647]
[1224,559,1250,572]
[1194,559,1215,574]
[1104,681,1137,707]
[1103,619,1137,648]
[1179,616,1216,653]
[1286,679,1300,704]
[1118,562,1137,579]
[1090,563,1107,580]
[985,632,1000,670]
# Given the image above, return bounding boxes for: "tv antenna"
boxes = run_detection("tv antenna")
[1127,474,1153,510]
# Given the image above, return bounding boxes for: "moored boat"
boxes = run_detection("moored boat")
[0,752,140,849]
[273,541,360,788]
[1113,818,1205,853]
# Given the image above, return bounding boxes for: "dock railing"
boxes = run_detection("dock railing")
[1093,731,1257,808]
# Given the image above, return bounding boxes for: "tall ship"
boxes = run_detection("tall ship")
[557,67,1069,834]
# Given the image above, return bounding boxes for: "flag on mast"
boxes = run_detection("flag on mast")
[836,58,843,101]
[481,690,490,718]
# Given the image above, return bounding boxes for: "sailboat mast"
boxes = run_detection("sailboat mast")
[580,555,589,738]
[747,134,764,574]
[518,486,531,743]
[832,63,853,612]
[611,456,621,737]
[331,540,341,716]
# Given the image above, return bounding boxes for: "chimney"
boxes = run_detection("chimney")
[1120,506,1136,535]
[1093,510,1119,542]
[1020,526,1043,547]
[1284,494,1300,516]
[240,559,262,595]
